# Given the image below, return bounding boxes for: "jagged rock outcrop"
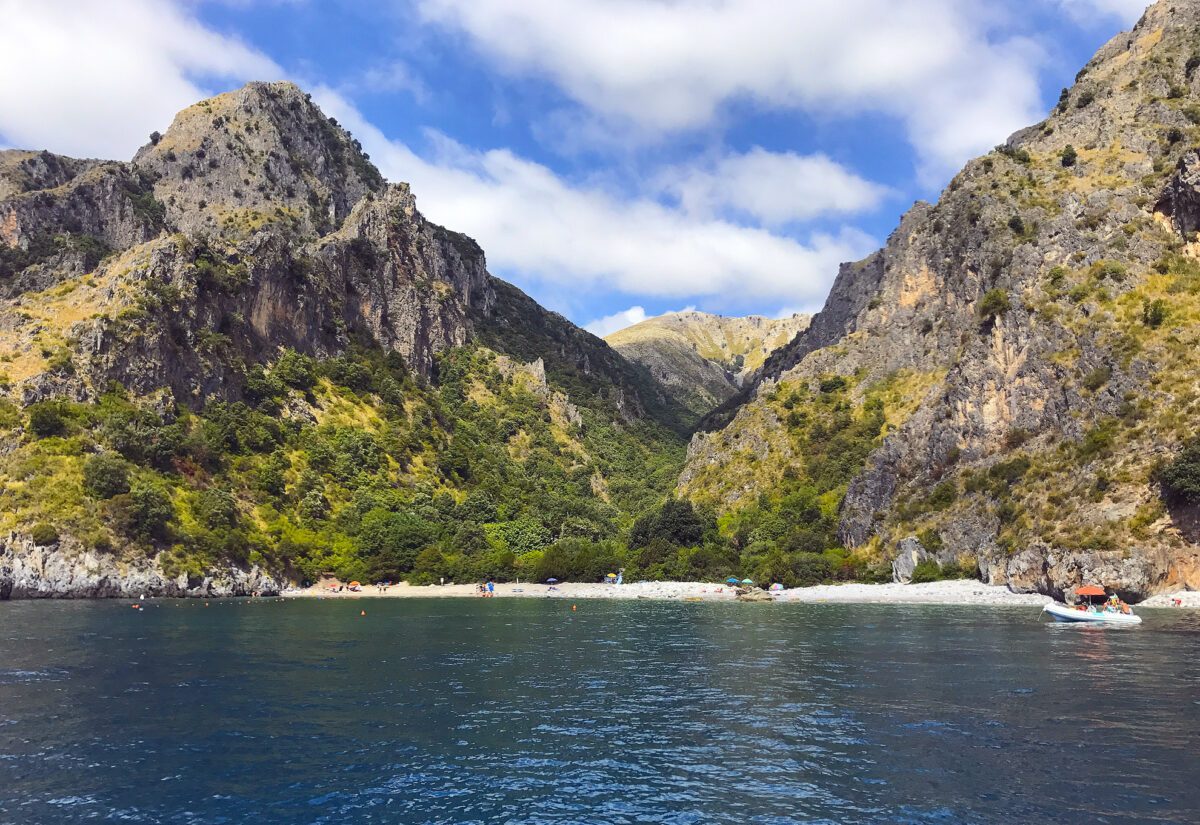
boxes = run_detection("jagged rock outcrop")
[132,82,384,238]
[681,0,1200,601]
[892,537,931,584]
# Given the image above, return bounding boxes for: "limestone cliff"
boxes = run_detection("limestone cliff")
[681,0,1200,600]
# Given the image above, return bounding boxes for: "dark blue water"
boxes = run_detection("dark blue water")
[1,599,1198,824]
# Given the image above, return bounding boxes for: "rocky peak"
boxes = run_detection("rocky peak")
[0,150,102,200]
[133,81,385,239]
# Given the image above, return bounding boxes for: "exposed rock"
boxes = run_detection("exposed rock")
[0,536,281,599]
[892,536,931,584]
[736,587,774,602]
[132,81,384,239]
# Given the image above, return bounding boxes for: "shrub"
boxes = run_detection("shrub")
[1061,145,1078,167]
[273,349,317,390]
[30,522,59,546]
[110,481,175,544]
[1082,365,1111,392]
[83,453,132,499]
[910,559,943,584]
[27,402,68,437]
[917,528,944,553]
[1088,260,1126,281]
[1160,439,1200,504]
[977,289,1010,321]
[989,456,1031,486]
[1078,423,1116,461]
[1076,91,1095,108]
[1008,215,1026,235]
[927,481,958,511]
[194,486,238,531]
[149,131,162,145]
[1143,299,1167,328]
[629,498,708,548]
[818,376,847,394]
[1187,55,1200,78]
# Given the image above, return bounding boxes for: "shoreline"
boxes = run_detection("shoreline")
[283,579,1062,606]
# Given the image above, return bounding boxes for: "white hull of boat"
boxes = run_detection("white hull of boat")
[1043,602,1142,625]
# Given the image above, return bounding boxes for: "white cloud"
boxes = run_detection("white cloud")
[657,148,890,226]
[415,0,1046,180]
[0,0,281,159]
[585,306,650,337]
[319,87,878,311]
[357,61,431,103]
[1055,0,1148,25]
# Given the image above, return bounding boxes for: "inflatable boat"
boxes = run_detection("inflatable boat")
[1043,601,1141,625]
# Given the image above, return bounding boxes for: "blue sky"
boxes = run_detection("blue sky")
[0,0,1149,335]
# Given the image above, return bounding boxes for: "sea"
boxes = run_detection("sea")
[1,598,1197,823]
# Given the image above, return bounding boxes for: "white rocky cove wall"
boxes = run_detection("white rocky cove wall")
[0,536,281,599]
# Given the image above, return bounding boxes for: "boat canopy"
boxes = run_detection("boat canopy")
[1076,585,1107,597]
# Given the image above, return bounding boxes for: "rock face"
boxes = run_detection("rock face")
[0,536,280,599]
[0,81,496,405]
[892,537,931,584]
[131,82,384,239]
[681,0,1200,601]
[607,310,809,423]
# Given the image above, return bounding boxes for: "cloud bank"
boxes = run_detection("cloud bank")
[416,0,1048,179]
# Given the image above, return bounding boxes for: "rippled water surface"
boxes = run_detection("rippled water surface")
[1,599,1198,823]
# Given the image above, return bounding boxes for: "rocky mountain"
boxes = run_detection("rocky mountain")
[606,311,809,421]
[0,82,688,598]
[680,0,1200,600]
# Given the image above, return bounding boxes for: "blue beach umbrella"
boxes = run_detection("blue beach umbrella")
[725,577,740,584]
[546,578,559,584]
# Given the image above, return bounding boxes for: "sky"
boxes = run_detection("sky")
[0,0,1151,337]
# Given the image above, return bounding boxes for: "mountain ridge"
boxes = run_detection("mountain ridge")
[606,310,809,422]
[680,0,1200,599]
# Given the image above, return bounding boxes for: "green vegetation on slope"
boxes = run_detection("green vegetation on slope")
[0,342,686,585]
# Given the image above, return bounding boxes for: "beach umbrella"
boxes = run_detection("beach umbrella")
[349,581,361,587]
[1076,584,1106,597]
[546,578,559,583]
[741,578,754,585]
[606,573,617,578]
[725,577,740,584]
[769,583,784,592]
